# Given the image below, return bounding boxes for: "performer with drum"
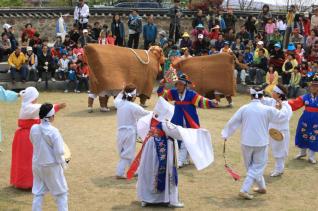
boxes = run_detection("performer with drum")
[262,84,293,177]
[289,74,318,164]
[30,103,69,211]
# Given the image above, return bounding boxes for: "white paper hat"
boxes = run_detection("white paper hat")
[153,97,174,122]
[20,87,39,105]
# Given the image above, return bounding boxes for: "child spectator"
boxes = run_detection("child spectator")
[209,25,220,46]
[288,66,301,98]
[73,42,84,56]
[57,52,69,80]
[295,43,305,62]
[106,30,116,45]
[282,54,298,85]
[209,45,219,55]
[179,32,192,50]
[98,30,107,45]
[264,65,279,95]
[231,38,245,55]
[75,54,89,93]
[158,31,168,48]
[265,18,276,43]
[220,41,233,54]
[63,35,74,49]
[64,60,78,93]
[243,47,253,64]
[276,16,287,35]
[234,53,248,84]
[25,46,38,81]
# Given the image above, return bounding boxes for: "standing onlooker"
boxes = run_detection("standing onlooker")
[192,9,204,29]
[8,47,28,83]
[91,22,101,40]
[258,5,272,32]
[111,14,125,46]
[277,16,287,36]
[74,0,90,30]
[245,16,257,40]
[143,15,157,50]
[311,8,318,31]
[37,45,55,82]
[0,33,12,62]
[223,9,237,32]
[284,5,296,49]
[169,0,182,43]
[127,10,142,49]
[78,29,95,47]
[3,24,17,52]
[288,66,301,98]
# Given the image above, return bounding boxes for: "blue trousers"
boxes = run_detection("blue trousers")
[11,65,28,81]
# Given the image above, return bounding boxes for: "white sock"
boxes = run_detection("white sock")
[300,148,307,156]
[116,159,130,177]
[309,150,316,160]
[255,176,266,190]
[54,193,68,211]
[275,157,285,173]
[240,176,254,193]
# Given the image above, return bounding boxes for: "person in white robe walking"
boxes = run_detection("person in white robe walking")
[114,84,150,179]
[222,87,287,200]
[262,85,293,177]
[30,103,68,211]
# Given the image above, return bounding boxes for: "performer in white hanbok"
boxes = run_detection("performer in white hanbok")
[262,85,293,177]
[114,84,150,179]
[30,103,68,211]
[222,87,287,200]
[129,97,214,208]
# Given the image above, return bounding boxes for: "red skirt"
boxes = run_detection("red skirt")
[10,119,40,189]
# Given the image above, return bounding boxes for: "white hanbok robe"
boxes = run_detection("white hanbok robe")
[114,92,150,176]
[262,98,293,158]
[221,99,288,191]
[137,117,213,204]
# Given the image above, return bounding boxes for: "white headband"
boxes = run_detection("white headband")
[273,86,284,95]
[43,107,55,121]
[125,89,137,98]
[250,88,263,99]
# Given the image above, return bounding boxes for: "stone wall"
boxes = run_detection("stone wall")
[1,15,245,45]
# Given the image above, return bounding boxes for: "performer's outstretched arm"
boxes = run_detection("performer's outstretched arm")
[0,86,18,102]
[191,93,218,108]
[157,83,174,101]
[288,96,304,111]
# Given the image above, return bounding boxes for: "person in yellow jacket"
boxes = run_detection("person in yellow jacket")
[8,47,28,83]
[265,65,279,95]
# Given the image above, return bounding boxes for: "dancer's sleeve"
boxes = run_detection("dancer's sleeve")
[51,129,66,165]
[157,85,173,101]
[221,107,243,139]
[191,92,218,108]
[0,86,18,102]
[288,96,304,111]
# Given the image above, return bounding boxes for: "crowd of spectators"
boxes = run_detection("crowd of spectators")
[1,0,318,97]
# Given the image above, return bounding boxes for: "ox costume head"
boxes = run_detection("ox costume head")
[148,46,165,65]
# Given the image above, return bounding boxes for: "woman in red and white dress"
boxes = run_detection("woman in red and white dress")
[10,87,66,189]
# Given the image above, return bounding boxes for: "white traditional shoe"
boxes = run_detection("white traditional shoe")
[88,107,93,113]
[308,158,317,164]
[253,187,267,194]
[64,90,68,93]
[238,192,254,200]
[51,78,56,82]
[37,78,42,82]
[168,202,184,208]
[295,153,307,160]
[270,170,283,177]
[100,107,110,112]
[141,201,147,207]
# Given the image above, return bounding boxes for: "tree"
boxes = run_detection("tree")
[0,0,23,7]
[238,0,254,10]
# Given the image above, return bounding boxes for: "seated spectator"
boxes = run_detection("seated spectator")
[54,35,63,49]
[277,16,286,35]
[179,32,192,50]
[73,42,84,57]
[270,29,283,46]
[91,21,101,40]
[21,33,29,49]
[243,47,253,64]
[282,54,298,85]
[69,23,80,44]
[37,45,55,82]
[299,61,310,88]
[29,32,42,54]
[22,23,36,41]
[3,24,17,51]
[164,46,180,75]
[159,31,168,48]
[0,33,12,62]
[306,30,318,50]
[234,53,248,84]
[64,60,78,93]
[78,29,95,47]
[181,47,192,59]
[25,46,38,80]
[192,34,210,56]
[57,52,69,80]
[111,14,125,46]
[8,47,28,83]
[288,66,301,98]
[231,38,245,55]
[191,24,209,41]
[245,15,257,40]
[246,40,255,52]
[264,65,279,95]
[209,45,219,55]
[290,28,304,45]
[220,41,232,54]
[75,54,89,93]
[236,25,250,45]
[224,28,236,45]
[286,43,301,64]
[215,34,225,51]
[308,41,318,61]
[192,9,204,29]
[269,43,285,72]
[224,8,237,33]
[163,39,174,57]
[254,41,269,60]
[209,25,220,46]
[63,34,75,49]
[68,48,77,62]
[106,30,116,45]
[98,30,108,45]
[295,43,305,62]
[248,48,268,85]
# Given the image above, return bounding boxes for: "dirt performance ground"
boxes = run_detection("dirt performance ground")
[0,92,318,211]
